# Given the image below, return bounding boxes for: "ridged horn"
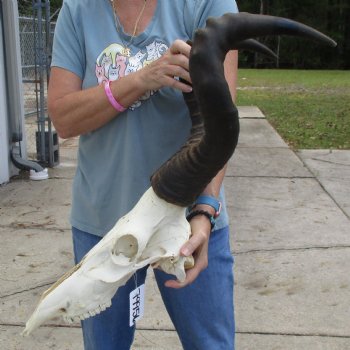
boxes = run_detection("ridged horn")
[151,13,336,207]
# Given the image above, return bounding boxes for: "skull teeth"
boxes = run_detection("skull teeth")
[65,317,75,324]
[63,303,112,324]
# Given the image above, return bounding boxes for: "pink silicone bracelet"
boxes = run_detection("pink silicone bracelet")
[104,80,126,112]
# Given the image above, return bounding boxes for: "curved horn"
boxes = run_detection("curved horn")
[236,39,278,59]
[151,13,336,206]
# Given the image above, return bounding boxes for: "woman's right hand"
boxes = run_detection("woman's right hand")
[48,40,193,139]
[138,39,193,93]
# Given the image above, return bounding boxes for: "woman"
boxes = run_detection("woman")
[49,0,238,348]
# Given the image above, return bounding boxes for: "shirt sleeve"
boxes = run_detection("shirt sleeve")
[51,0,86,79]
[185,0,239,38]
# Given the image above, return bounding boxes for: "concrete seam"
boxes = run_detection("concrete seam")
[0,322,80,329]
[0,224,70,232]
[235,331,350,339]
[2,323,349,339]
[0,281,58,299]
[295,151,350,220]
[233,245,350,255]
[308,157,350,168]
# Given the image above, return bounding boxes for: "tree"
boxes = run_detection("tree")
[18,0,62,20]
[236,0,349,69]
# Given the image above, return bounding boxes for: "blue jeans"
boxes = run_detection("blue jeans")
[72,226,235,350]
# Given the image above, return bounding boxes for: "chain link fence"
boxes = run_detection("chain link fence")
[19,15,57,163]
[19,16,55,118]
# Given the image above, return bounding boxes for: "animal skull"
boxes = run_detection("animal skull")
[23,187,194,335]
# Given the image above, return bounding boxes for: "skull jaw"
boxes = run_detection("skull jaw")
[22,271,125,336]
[23,187,192,335]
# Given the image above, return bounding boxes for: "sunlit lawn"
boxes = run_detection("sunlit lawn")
[237,69,350,149]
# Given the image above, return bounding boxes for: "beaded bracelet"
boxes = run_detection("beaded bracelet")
[104,80,126,112]
[186,209,216,230]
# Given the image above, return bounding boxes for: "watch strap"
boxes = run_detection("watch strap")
[192,195,221,218]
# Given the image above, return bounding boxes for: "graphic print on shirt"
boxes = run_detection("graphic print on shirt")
[95,41,169,110]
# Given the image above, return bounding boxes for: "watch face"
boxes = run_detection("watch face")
[214,202,222,218]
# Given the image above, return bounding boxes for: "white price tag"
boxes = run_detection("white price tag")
[129,284,145,327]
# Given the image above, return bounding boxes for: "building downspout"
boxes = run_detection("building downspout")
[2,0,47,179]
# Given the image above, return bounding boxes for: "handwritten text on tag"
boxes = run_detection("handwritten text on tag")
[129,284,145,327]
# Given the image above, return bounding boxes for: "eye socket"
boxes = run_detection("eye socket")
[113,234,138,259]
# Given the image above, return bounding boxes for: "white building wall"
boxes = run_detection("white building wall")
[0,0,29,185]
[0,9,11,185]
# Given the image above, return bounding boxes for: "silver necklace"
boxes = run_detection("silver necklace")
[110,0,148,56]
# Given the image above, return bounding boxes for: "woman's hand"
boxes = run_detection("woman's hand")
[138,39,193,93]
[165,214,212,289]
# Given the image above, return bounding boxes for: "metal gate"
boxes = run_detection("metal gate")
[20,0,59,167]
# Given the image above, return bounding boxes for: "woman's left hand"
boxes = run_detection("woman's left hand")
[165,214,211,289]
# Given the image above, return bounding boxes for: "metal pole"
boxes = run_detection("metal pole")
[276,36,280,68]
[39,0,46,164]
[33,0,46,164]
[32,0,57,166]
[45,0,54,167]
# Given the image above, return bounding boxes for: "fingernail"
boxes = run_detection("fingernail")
[182,247,191,256]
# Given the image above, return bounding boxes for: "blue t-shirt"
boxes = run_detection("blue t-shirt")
[52,0,238,236]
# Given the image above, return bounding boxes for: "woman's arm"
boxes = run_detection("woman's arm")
[48,40,193,139]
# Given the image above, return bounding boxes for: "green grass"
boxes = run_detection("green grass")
[237,69,350,149]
